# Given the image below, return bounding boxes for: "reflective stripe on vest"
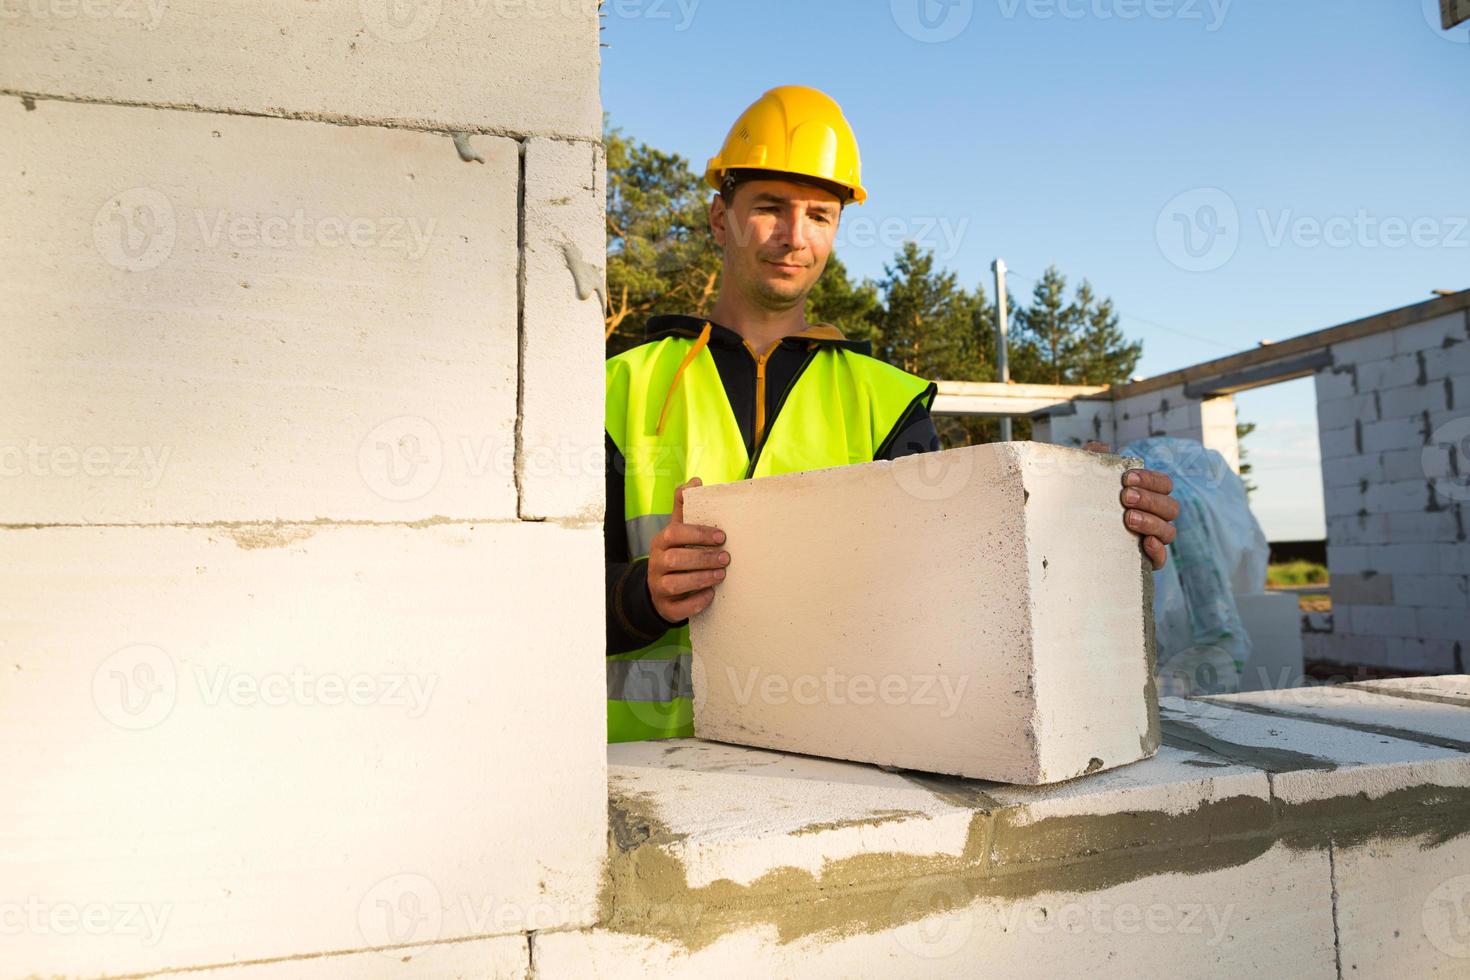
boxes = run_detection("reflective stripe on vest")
[625,513,672,559]
[605,335,934,742]
[607,654,693,702]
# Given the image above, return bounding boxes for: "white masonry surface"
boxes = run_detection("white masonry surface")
[556,678,1470,979]
[683,441,1159,785]
[1313,307,1470,674]
[2,5,607,977]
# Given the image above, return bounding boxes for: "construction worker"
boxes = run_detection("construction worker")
[605,85,1180,743]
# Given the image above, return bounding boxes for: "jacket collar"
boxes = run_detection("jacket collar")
[643,313,872,356]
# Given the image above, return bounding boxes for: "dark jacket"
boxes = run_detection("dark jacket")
[606,314,941,654]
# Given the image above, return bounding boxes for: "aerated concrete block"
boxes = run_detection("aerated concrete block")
[2,521,605,976]
[0,0,601,139]
[683,441,1159,785]
[2,98,521,524]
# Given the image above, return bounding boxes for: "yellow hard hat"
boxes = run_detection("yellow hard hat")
[704,85,867,205]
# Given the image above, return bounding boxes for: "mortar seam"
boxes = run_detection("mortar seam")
[1328,841,1343,980]
[0,518,601,531]
[96,931,533,979]
[514,137,530,519]
[4,90,602,143]
[1194,696,1470,753]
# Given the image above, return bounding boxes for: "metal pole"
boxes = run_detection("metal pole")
[992,258,1012,442]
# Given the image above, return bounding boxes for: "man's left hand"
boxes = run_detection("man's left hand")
[1083,441,1180,571]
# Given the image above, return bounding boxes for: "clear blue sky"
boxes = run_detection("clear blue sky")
[600,0,1470,541]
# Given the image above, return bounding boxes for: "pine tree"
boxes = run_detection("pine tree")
[1010,268,1142,387]
[806,255,880,344]
[1070,280,1143,385]
[1237,421,1258,496]
[868,242,987,380]
[1011,266,1077,385]
[603,126,721,354]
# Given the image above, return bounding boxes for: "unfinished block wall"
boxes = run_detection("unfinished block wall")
[1,4,606,976]
[1312,307,1470,674]
[1034,387,1241,473]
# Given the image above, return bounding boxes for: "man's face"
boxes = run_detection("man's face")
[710,178,843,310]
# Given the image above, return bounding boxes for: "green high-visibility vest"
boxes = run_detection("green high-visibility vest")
[604,330,935,743]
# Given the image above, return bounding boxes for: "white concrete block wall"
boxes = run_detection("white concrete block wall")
[1112,384,1240,467]
[1314,310,1470,673]
[2,100,523,524]
[2,7,606,978]
[1033,387,1239,469]
[553,681,1470,978]
[0,0,601,139]
[1031,397,1116,449]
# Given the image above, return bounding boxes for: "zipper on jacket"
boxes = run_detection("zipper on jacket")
[744,340,776,452]
[745,346,820,479]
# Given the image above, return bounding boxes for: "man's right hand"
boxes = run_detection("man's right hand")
[647,477,729,623]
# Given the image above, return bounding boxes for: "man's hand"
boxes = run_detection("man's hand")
[647,477,730,622]
[1083,442,1180,571]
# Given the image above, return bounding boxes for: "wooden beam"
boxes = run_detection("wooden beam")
[1182,350,1335,398]
[1109,290,1470,402]
[931,381,1109,418]
[1443,0,1470,30]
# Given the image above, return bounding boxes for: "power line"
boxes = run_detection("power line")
[1005,268,1237,352]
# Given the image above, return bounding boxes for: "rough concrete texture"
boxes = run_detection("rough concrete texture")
[546,845,1332,978]
[1111,385,1241,471]
[1235,592,1306,692]
[2,98,521,524]
[518,138,608,522]
[574,684,1470,977]
[2,522,604,976]
[163,936,530,979]
[1162,695,1470,806]
[683,441,1158,784]
[1312,308,1470,673]
[1350,675,1470,705]
[1334,834,1470,977]
[1202,683,1470,749]
[0,0,601,139]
